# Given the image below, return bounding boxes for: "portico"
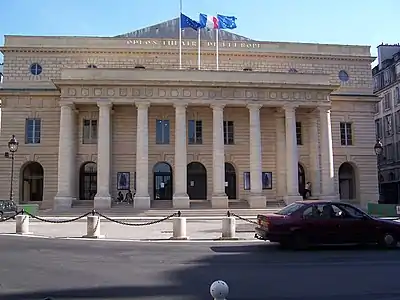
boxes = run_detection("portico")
[52,67,339,210]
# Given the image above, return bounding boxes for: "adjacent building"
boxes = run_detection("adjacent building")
[373,44,400,204]
[0,18,379,211]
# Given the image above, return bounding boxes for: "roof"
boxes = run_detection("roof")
[115,17,254,41]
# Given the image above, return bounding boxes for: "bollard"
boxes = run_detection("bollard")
[16,215,31,235]
[170,217,188,240]
[82,215,104,239]
[220,217,238,240]
[210,280,229,299]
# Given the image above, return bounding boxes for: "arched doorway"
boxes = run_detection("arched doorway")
[79,162,97,200]
[153,162,173,200]
[187,162,207,200]
[298,164,306,196]
[339,162,356,200]
[21,162,44,202]
[225,163,237,199]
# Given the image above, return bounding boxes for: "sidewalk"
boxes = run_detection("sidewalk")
[0,218,257,241]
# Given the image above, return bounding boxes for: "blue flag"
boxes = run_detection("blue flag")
[217,14,237,29]
[181,13,201,30]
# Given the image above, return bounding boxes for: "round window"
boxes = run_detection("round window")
[30,63,43,76]
[338,70,349,82]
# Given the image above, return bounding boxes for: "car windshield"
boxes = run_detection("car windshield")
[275,202,305,215]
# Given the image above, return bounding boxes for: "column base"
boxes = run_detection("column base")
[173,194,190,209]
[53,196,74,211]
[211,194,229,209]
[94,195,112,209]
[133,195,151,209]
[283,195,303,205]
[248,194,266,208]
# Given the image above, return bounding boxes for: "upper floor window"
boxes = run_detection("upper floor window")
[25,118,41,144]
[188,120,202,144]
[387,143,394,162]
[223,121,234,145]
[30,63,42,76]
[156,119,170,144]
[296,122,302,145]
[384,93,392,110]
[374,102,380,114]
[396,111,400,133]
[340,122,353,146]
[375,119,382,139]
[395,86,400,104]
[83,119,98,144]
[385,115,393,137]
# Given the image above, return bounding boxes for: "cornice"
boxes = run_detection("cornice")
[0,88,60,97]
[0,47,375,62]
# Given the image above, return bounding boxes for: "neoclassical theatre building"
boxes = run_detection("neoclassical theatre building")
[0,18,379,210]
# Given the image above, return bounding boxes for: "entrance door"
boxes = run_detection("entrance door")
[187,162,207,200]
[298,164,305,196]
[21,162,44,202]
[153,162,173,200]
[225,163,237,199]
[79,162,97,200]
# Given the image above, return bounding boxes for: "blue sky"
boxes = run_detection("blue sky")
[1,0,398,65]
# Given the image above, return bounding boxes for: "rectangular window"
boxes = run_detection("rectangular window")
[384,93,392,110]
[384,115,393,137]
[296,122,302,145]
[395,86,400,104]
[375,119,382,139]
[188,120,203,144]
[374,102,380,114]
[387,143,394,161]
[223,121,234,145]
[25,118,41,144]
[156,119,170,144]
[82,119,98,144]
[340,122,353,146]
[243,172,250,190]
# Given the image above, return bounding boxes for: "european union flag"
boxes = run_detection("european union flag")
[217,15,237,29]
[181,13,201,30]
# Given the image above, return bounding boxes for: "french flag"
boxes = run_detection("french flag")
[199,13,219,29]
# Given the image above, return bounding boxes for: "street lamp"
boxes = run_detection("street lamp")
[7,135,19,202]
[374,139,383,203]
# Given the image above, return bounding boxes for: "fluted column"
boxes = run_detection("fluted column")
[319,107,338,199]
[248,103,265,208]
[173,103,190,208]
[211,104,228,208]
[284,105,303,203]
[134,102,151,208]
[308,112,321,197]
[54,101,76,211]
[275,110,286,199]
[94,100,112,209]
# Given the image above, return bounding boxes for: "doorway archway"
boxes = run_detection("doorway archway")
[225,163,237,199]
[298,164,306,196]
[79,162,97,200]
[187,162,207,200]
[153,162,173,200]
[339,162,357,200]
[21,162,44,202]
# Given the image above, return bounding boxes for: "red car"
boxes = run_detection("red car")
[255,200,400,249]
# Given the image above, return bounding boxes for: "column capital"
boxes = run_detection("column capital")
[173,102,188,109]
[97,100,113,108]
[59,100,75,109]
[247,103,263,110]
[282,104,299,113]
[210,103,225,110]
[317,106,331,114]
[135,101,150,109]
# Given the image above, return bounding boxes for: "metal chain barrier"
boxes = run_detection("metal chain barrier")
[23,210,92,223]
[94,210,181,226]
[0,210,22,222]
[227,211,258,225]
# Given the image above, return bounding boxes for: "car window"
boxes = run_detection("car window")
[335,203,366,219]
[275,202,305,215]
[303,204,324,219]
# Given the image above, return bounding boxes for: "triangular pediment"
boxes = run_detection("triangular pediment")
[115,17,254,41]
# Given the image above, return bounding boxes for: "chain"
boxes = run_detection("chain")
[23,211,92,223]
[0,210,22,222]
[94,211,179,226]
[227,211,258,225]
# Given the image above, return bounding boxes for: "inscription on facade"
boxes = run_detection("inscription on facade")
[126,39,261,49]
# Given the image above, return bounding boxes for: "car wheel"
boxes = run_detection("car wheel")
[290,233,309,250]
[379,233,398,249]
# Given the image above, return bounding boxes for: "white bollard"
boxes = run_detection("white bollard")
[220,217,238,240]
[82,215,104,239]
[16,215,31,235]
[210,280,229,300]
[170,217,188,240]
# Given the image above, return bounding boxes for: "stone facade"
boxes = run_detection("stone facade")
[0,21,380,210]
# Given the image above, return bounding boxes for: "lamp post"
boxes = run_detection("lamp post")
[374,139,383,203]
[7,135,19,202]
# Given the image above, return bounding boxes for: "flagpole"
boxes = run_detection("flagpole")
[179,0,182,69]
[216,29,219,70]
[197,29,201,70]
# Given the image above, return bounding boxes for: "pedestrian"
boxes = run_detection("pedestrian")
[304,182,312,199]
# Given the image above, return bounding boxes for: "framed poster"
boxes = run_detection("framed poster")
[262,172,272,190]
[117,172,130,190]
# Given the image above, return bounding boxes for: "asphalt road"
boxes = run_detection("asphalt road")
[1,236,400,300]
